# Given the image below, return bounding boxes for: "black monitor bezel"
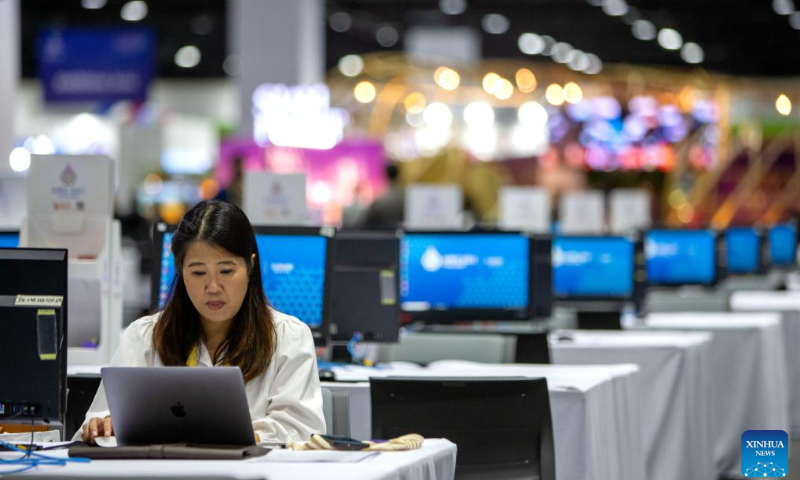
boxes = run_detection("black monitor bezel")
[0,247,68,423]
[330,230,401,343]
[644,227,724,287]
[151,223,334,346]
[399,230,536,322]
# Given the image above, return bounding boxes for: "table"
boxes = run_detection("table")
[325,361,643,480]
[730,291,800,438]
[550,329,715,480]
[1,439,456,480]
[641,312,790,479]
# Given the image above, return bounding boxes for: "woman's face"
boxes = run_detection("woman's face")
[182,241,252,326]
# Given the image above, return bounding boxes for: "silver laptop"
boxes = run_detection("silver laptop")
[102,367,255,446]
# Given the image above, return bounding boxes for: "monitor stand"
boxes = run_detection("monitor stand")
[576,310,623,330]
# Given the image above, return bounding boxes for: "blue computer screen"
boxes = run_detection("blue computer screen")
[158,233,327,328]
[645,230,716,285]
[726,227,760,274]
[769,224,798,266]
[553,237,634,298]
[399,233,529,311]
[0,233,19,248]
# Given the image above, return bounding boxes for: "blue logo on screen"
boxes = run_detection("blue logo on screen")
[158,233,327,329]
[727,227,760,274]
[553,237,634,297]
[0,234,19,248]
[741,430,788,477]
[770,224,797,266]
[399,234,528,311]
[645,230,716,285]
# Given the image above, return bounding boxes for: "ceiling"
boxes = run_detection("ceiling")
[19,0,800,79]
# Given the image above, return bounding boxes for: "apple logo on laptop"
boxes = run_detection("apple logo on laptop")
[171,402,187,418]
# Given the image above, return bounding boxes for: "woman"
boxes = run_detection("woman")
[78,200,326,444]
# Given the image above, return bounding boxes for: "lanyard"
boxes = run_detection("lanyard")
[186,345,200,367]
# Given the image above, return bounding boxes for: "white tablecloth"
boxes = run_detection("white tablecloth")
[326,361,643,480]
[0,439,456,480]
[730,291,800,438]
[642,312,791,479]
[550,330,715,480]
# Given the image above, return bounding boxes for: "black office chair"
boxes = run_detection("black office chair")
[371,377,556,480]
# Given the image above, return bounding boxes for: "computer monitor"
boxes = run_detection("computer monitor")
[645,229,722,286]
[725,227,765,275]
[768,223,798,267]
[0,231,19,248]
[152,223,334,345]
[0,248,67,423]
[330,231,400,342]
[553,235,645,301]
[399,231,549,322]
[371,377,555,480]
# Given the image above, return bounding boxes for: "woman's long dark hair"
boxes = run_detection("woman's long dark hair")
[153,200,276,382]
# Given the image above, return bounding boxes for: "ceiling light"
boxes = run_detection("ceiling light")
[518,33,546,55]
[463,102,495,128]
[546,84,566,106]
[776,94,792,116]
[515,68,537,93]
[632,20,656,40]
[120,1,147,21]
[354,81,377,103]
[338,55,364,77]
[376,25,399,47]
[439,0,467,15]
[584,54,603,74]
[680,43,704,64]
[329,12,352,32]
[174,46,201,68]
[82,0,106,9]
[773,0,795,15]
[790,12,800,29]
[552,42,573,63]
[482,14,510,34]
[657,28,683,50]
[602,0,629,17]
[434,67,461,91]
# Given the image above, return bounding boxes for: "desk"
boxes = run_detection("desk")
[325,362,643,480]
[2,439,456,480]
[550,330,715,480]
[730,291,800,437]
[641,312,790,479]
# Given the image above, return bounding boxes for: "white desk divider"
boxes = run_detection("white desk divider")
[609,188,651,234]
[404,184,463,230]
[0,176,26,229]
[558,189,605,234]
[498,186,550,233]
[21,154,122,365]
[243,172,307,225]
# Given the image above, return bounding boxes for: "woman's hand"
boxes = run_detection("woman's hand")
[81,416,113,445]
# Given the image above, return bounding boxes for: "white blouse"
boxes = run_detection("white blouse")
[74,308,326,443]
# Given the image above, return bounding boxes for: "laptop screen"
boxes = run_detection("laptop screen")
[0,233,19,248]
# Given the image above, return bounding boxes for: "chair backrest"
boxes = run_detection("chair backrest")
[370,377,556,480]
[377,333,510,364]
[320,387,351,437]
